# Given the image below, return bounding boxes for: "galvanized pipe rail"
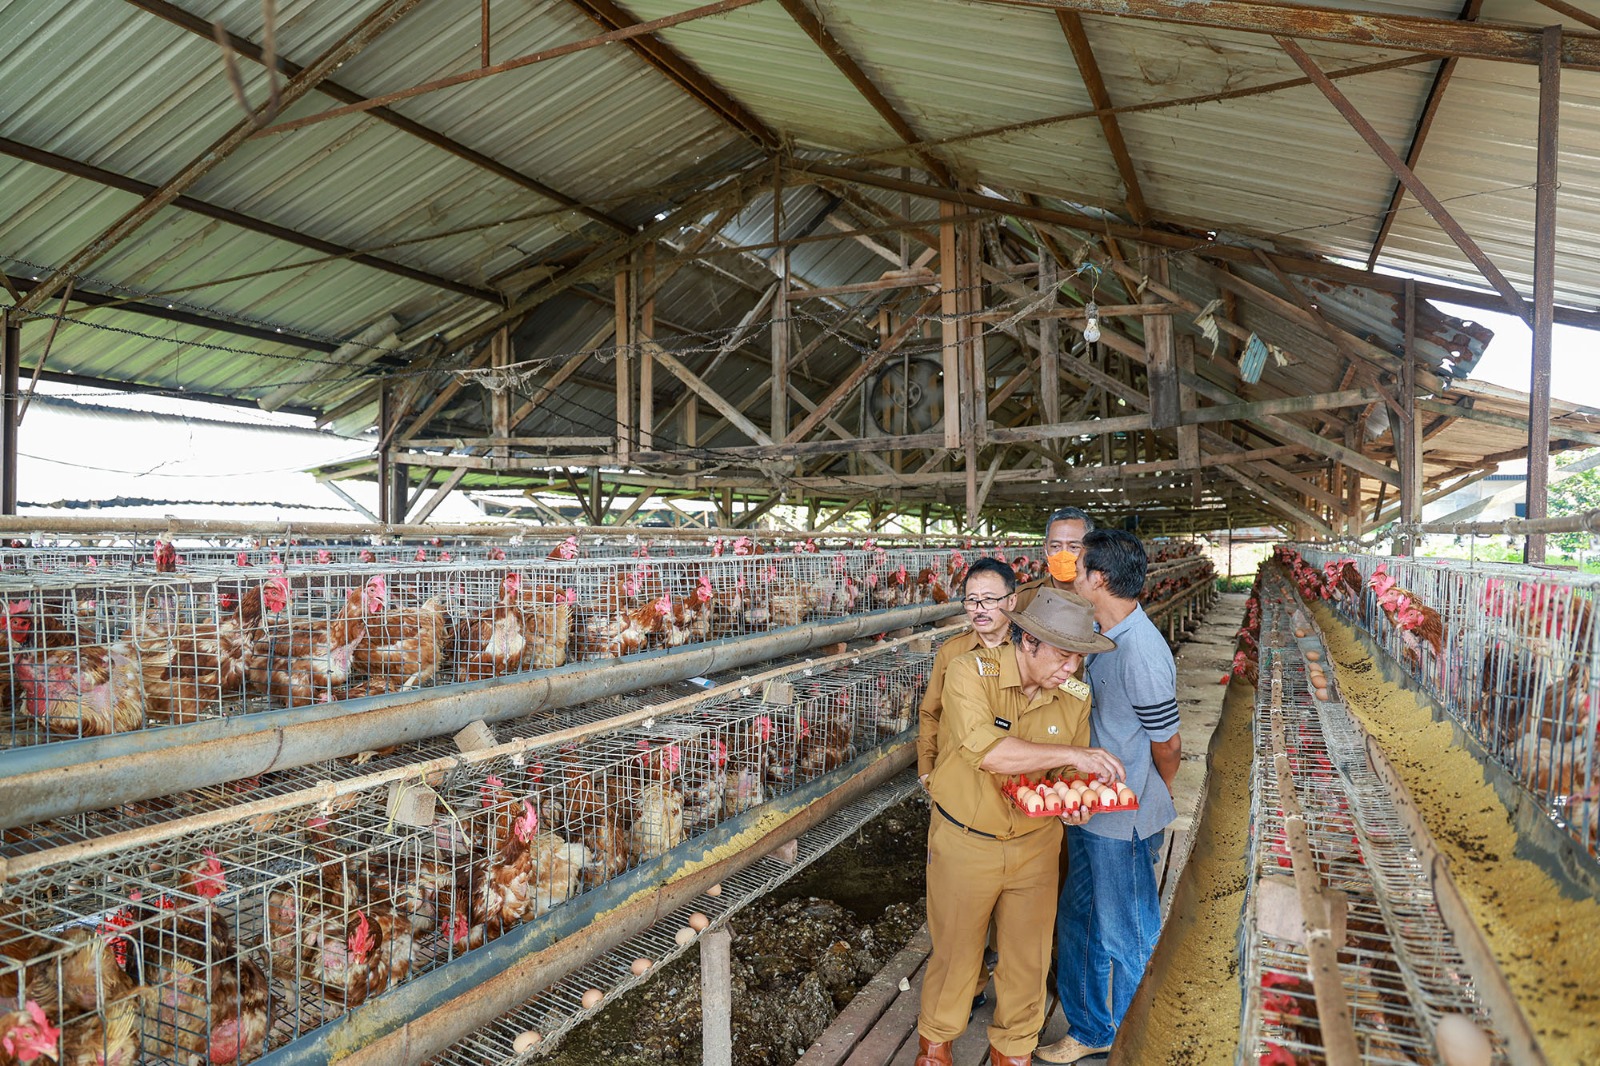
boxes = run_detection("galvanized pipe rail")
[1419,508,1600,537]
[0,599,959,829]
[1243,564,1546,1064]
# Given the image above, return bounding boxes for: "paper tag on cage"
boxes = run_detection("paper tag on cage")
[763,680,795,705]
[387,781,438,828]
[454,720,498,753]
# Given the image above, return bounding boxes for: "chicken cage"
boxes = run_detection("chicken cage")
[0,544,971,750]
[1240,569,1520,1065]
[1285,546,1599,864]
[0,632,944,1066]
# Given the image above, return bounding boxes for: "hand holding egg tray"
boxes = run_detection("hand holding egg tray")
[1003,774,1138,818]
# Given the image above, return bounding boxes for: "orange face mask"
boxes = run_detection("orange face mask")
[1047,549,1077,583]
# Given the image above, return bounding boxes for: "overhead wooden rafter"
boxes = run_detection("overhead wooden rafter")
[14,0,429,316]
[120,0,631,233]
[565,0,780,148]
[773,0,955,186]
[1055,10,1150,223]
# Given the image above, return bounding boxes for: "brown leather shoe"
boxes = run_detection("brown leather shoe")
[989,1048,1031,1066]
[915,1035,955,1066]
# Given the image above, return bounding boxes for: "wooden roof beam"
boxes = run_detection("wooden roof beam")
[1056,11,1150,223]
[1278,37,1530,324]
[773,0,955,186]
[0,136,500,304]
[1366,0,1484,269]
[121,0,629,233]
[15,0,427,315]
[970,0,1600,69]
[565,0,780,148]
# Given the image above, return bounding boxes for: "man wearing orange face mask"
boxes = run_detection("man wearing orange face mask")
[1015,507,1093,612]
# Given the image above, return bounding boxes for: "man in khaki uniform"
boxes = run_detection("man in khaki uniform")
[918,556,1020,783]
[1014,507,1094,611]
[917,590,1126,1066]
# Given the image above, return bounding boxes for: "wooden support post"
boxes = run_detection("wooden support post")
[701,927,732,1066]
[940,203,962,451]
[1527,24,1561,564]
[1145,258,1179,430]
[1396,280,1423,555]
[1037,251,1061,432]
[1175,334,1200,467]
[2,317,17,515]
[378,382,394,524]
[685,398,698,472]
[639,247,654,451]
[1345,425,1363,538]
[772,248,790,440]
[491,327,510,462]
[614,267,632,462]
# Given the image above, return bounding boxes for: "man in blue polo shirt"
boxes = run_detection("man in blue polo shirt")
[1036,529,1180,1065]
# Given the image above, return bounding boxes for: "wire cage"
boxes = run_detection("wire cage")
[1240,569,1509,1065]
[0,633,945,1065]
[0,545,967,750]
[1288,546,1600,863]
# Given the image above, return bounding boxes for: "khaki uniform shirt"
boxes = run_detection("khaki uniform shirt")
[926,644,1092,840]
[917,629,1008,778]
[1013,576,1069,612]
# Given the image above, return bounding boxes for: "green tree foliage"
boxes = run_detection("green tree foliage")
[1550,448,1600,555]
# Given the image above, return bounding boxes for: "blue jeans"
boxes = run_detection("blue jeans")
[1055,826,1164,1048]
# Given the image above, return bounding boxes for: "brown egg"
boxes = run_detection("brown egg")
[705,883,723,897]
[1434,1014,1493,1066]
[1305,650,1322,662]
[688,912,711,931]
[675,926,697,946]
[1294,628,1308,638]
[580,988,604,1010]
[512,1031,542,1054]
[1314,687,1331,701]
[631,957,653,976]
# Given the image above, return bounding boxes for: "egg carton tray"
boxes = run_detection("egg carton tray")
[1001,777,1139,818]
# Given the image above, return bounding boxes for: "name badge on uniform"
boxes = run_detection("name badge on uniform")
[993,716,1012,730]
[975,657,1000,677]
[1060,677,1090,699]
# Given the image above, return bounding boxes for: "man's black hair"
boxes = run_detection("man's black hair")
[1080,528,1147,599]
[963,555,1018,594]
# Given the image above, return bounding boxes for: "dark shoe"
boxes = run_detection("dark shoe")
[983,947,1000,972]
[1034,1035,1112,1065]
[989,1048,1031,1066]
[972,990,988,1010]
[915,1035,955,1066]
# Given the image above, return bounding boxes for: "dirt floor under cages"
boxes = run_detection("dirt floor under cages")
[1310,600,1600,1063]
[542,794,931,1066]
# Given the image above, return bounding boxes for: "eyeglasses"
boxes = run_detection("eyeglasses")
[961,595,1009,611]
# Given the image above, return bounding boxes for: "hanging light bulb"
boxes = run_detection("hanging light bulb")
[1083,301,1101,343]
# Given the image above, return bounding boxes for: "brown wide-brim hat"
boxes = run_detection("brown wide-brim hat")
[1000,587,1116,654]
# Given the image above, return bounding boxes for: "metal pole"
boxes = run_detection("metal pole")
[1527,24,1561,564]
[701,928,733,1066]
[2,317,18,515]
[378,382,393,525]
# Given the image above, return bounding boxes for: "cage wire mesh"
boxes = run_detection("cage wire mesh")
[428,770,924,1065]
[0,545,977,750]
[1240,568,1510,1065]
[0,631,947,1065]
[1290,546,1599,865]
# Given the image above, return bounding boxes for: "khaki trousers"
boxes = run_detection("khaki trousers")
[919,811,1062,1056]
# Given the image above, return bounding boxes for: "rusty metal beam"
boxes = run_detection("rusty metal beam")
[120,0,629,233]
[774,0,954,185]
[2,320,18,515]
[1366,0,1484,270]
[968,0,1600,69]
[0,136,500,304]
[15,0,427,315]
[1279,37,1530,322]
[565,0,780,147]
[1056,11,1150,223]
[1527,24,1561,563]
[1531,0,1600,34]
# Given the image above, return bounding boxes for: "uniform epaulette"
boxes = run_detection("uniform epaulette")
[1060,677,1090,699]
[973,648,1001,677]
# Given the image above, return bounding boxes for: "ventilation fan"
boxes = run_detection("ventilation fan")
[867,357,945,435]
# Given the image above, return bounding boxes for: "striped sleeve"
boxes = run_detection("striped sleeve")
[1123,632,1180,741]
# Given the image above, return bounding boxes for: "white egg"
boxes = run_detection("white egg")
[1434,1014,1493,1066]
[675,926,697,946]
[512,1030,542,1054]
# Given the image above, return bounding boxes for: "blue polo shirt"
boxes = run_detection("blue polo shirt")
[1082,603,1178,841]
